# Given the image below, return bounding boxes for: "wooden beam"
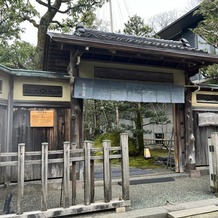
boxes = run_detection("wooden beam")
[2,200,131,218]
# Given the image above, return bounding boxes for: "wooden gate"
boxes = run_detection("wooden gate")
[193,111,218,166]
[0,133,130,217]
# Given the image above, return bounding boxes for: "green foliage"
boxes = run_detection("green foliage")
[194,0,218,82]
[128,141,139,156]
[123,14,155,37]
[0,0,38,42]
[200,64,218,83]
[84,100,170,156]
[94,132,136,156]
[1,0,107,69]
[194,0,218,47]
[84,100,120,140]
[50,10,98,32]
[94,132,121,148]
[119,103,170,155]
[94,132,168,168]
[0,40,36,69]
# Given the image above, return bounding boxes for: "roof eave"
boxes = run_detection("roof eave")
[156,5,202,40]
[48,34,218,66]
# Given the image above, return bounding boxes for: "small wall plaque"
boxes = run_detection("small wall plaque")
[23,84,62,97]
[30,110,54,127]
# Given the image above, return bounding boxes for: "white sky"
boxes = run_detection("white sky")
[98,0,193,31]
[21,0,197,45]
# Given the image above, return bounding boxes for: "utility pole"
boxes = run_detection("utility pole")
[109,0,114,32]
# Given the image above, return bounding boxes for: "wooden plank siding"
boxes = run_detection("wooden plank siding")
[0,105,8,182]
[173,104,185,172]
[0,107,70,183]
[193,111,218,166]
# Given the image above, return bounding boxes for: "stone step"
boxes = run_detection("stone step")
[168,205,218,218]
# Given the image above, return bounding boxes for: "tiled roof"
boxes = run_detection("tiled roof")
[0,64,67,79]
[74,23,205,54]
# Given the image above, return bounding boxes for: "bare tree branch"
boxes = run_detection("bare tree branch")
[36,0,101,14]
[22,16,39,28]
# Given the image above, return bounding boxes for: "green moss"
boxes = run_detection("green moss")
[94,132,121,148]
[150,148,168,157]
[129,149,168,169]
[94,132,168,169]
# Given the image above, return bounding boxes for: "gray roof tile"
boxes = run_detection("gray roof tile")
[74,23,205,54]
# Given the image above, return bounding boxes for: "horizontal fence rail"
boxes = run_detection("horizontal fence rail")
[0,133,130,217]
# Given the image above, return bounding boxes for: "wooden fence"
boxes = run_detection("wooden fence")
[0,133,131,217]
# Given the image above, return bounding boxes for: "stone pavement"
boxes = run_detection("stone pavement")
[72,167,218,218]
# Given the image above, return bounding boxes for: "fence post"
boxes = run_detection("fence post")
[17,143,25,215]
[84,141,92,205]
[90,147,95,203]
[103,140,112,203]
[41,142,48,211]
[120,133,130,200]
[211,133,218,195]
[63,141,70,208]
[208,137,215,191]
[71,156,77,206]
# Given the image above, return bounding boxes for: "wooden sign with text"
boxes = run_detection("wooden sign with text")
[30,110,54,127]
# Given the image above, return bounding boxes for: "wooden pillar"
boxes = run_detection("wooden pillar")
[5,76,14,182]
[184,86,196,172]
[173,104,180,173]
[69,50,83,149]
[68,50,84,180]
[173,104,185,173]
[71,98,83,149]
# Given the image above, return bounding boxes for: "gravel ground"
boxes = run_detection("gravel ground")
[0,168,215,216]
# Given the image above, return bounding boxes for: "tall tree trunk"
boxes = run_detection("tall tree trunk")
[36,0,62,69]
[136,103,144,154]
[36,20,48,70]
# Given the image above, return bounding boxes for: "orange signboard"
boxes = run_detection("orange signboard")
[30,110,54,127]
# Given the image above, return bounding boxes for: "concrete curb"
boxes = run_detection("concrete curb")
[86,198,218,218]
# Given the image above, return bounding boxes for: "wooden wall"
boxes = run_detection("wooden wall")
[0,105,7,151]
[193,111,218,166]
[1,106,70,183]
[0,105,8,182]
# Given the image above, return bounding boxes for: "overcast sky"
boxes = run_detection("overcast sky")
[98,0,195,31]
[21,0,199,45]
